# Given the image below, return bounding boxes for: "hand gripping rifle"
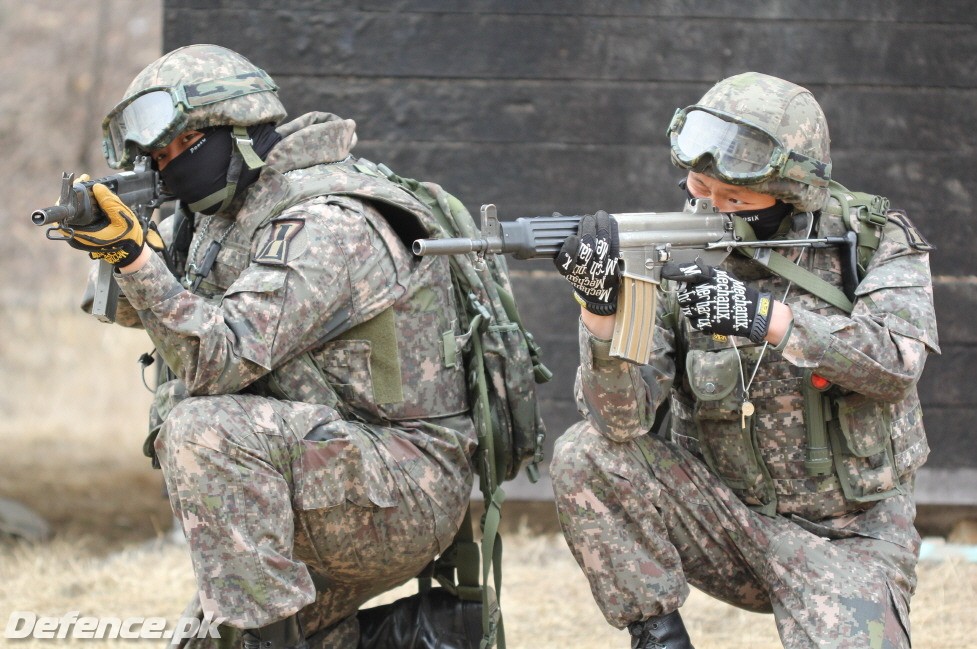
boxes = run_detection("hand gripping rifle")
[31,157,165,323]
[413,200,858,364]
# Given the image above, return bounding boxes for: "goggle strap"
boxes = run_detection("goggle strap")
[184,70,278,109]
[780,151,831,189]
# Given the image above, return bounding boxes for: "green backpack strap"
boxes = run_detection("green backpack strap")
[732,179,895,314]
[415,297,507,649]
[470,322,507,649]
[827,179,890,277]
[358,160,523,649]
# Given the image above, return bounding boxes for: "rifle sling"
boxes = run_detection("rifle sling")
[744,247,853,313]
[732,217,854,313]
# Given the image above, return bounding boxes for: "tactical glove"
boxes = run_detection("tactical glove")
[58,177,163,267]
[662,257,772,343]
[554,210,620,315]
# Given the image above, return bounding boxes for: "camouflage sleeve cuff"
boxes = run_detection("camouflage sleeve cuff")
[585,329,614,364]
[779,308,832,368]
[771,317,795,353]
[115,251,185,312]
[578,319,657,441]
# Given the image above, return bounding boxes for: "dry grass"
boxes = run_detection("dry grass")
[1,2,976,648]
[2,510,976,648]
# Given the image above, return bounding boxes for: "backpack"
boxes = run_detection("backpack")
[155,156,552,647]
[324,159,553,648]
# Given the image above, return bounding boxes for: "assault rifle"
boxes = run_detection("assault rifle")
[31,157,165,323]
[413,200,858,363]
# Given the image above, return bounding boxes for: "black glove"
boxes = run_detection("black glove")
[661,258,773,343]
[554,210,620,315]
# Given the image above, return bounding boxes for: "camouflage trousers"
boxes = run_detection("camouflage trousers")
[551,420,916,649]
[155,394,473,647]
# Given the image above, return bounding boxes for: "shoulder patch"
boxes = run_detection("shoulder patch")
[886,210,935,252]
[254,218,307,265]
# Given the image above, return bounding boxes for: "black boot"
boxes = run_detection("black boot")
[242,614,309,649]
[628,610,694,649]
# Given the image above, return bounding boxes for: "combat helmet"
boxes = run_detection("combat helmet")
[666,72,832,212]
[101,44,287,170]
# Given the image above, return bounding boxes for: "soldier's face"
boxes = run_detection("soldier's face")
[150,130,206,171]
[686,171,776,213]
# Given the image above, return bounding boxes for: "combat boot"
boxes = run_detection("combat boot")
[242,614,309,649]
[627,610,694,649]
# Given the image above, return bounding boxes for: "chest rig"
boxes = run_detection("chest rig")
[665,185,930,519]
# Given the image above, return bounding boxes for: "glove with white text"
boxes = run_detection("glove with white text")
[661,257,772,343]
[554,210,620,315]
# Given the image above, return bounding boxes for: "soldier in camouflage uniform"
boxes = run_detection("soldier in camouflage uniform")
[49,44,477,648]
[552,72,939,649]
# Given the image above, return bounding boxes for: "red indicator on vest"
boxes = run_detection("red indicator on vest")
[810,373,831,390]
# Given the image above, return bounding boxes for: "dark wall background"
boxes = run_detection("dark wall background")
[163,1,977,502]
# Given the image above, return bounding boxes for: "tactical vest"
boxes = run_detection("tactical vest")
[665,193,931,520]
[163,159,469,426]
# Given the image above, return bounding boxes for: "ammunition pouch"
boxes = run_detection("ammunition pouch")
[828,393,904,503]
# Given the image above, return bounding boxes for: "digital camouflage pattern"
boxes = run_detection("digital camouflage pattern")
[677,72,832,212]
[104,44,287,170]
[552,424,917,648]
[114,111,477,642]
[157,395,473,646]
[552,203,938,648]
[118,44,287,140]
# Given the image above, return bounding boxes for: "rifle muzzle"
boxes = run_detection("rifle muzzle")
[31,205,72,226]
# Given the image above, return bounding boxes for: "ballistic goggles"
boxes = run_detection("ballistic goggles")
[101,70,277,169]
[667,107,829,188]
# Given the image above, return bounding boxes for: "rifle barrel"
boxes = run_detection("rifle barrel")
[31,205,72,226]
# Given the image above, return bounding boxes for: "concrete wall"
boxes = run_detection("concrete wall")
[163,1,977,504]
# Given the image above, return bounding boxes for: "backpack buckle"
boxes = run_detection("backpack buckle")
[863,194,890,227]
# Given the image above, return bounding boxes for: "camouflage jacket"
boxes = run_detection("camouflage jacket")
[575,197,939,541]
[114,112,474,448]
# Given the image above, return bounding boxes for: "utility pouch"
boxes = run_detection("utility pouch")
[686,349,775,511]
[830,393,901,503]
[687,348,741,419]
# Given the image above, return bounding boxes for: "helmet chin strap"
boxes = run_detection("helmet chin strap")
[187,125,265,214]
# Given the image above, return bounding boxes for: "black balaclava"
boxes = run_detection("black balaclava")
[728,201,794,240]
[680,178,793,240]
[160,123,282,215]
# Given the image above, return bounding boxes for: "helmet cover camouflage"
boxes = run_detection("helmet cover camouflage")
[676,72,832,212]
[117,44,286,141]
